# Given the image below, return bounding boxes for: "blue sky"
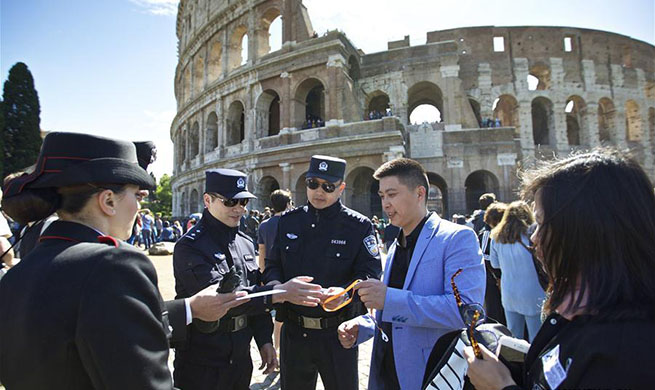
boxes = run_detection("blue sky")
[2,0,653,178]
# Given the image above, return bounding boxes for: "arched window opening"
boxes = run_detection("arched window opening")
[493,95,520,137]
[531,97,554,145]
[366,92,390,120]
[348,56,360,81]
[256,90,281,137]
[598,98,616,143]
[464,171,499,213]
[189,122,200,158]
[183,66,191,103]
[427,172,448,217]
[269,95,280,136]
[229,25,248,71]
[528,64,550,91]
[294,173,308,206]
[227,101,245,146]
[240,34,249,66]
[565,96,585,146]
[410,104,441,124]
[268,16,282,53]
[178,129,187,164]
[258,176,281,208]
[206,112,219,152]
[190,189,200,214]
[294,78,326,129]
[625,100,642,142]
[407,81,444,124]
[180,191,188,216]
[346,167,379,218]
[193,53,204,96]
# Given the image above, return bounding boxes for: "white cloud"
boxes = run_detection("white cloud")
[129,0,179,16]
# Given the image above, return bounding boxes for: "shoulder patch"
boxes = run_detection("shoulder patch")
[363,235,379,257]
[97,235,119,248]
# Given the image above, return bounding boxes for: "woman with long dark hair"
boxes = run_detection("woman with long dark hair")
[465,148,655,389]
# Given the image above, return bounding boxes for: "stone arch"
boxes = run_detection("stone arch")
[294,78,326,128]
[468,97,482,127]
[190,189,200,214]
[226,100,245,146]
[177,127,187,164]
[180,191,188,216]
[208,36,222,82]
[427,172,448,217]
[257,176,281,208]
[193,52,204,95]
[407,81,444,123]
[258,7,282,56]
[625,100,643,142]
[229,24,248,71]
[528,63,550,90]
[256,89,281,137]
[206,111,219,152]
[493,94,520,137]
[565,95,586,146]
[189,121,200,158]
[598,98,616,143]
[294,172,308,206]
[366,90,390,118]
[346,166,379,218]
[464,170,499,213]
[348,55,360,81]
[531,97,554,145]
[183,65,191,103]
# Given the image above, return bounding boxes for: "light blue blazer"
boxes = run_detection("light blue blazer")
[354,213,485,390]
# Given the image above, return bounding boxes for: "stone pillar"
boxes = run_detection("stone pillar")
[280,163,292,191]
[198,110,205,164]
[553,100,569,152]
[440,64,461,126]
[326,54,346,122]
[610,64,624,89]
[550,58,564,90]
[581,60,596,90]
[247,8,256,64]
[221,28,229,76]
[280,71,293,130]
[245,85,255,153]
[518,100,534,155]
[614,104,628,148]
[478,63,493,120]
[583,102,601,148]
[513,58,529,92]
[639,108,654,170]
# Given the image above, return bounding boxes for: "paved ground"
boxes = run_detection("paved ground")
[149,254,374,390]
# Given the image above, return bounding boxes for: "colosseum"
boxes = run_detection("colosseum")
[170,0,655,219]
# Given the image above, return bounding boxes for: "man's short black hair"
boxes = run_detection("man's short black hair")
[478,193,496,210]
[373,158,429,203]
[270,189,292,213]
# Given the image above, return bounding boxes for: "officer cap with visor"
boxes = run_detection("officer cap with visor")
[306,155,346,183]
[205,169,256,200]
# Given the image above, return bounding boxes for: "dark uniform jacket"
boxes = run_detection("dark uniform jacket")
[264,200,382,320]
[0,221,173,389]
[172,209,274,366]
[521,312,655,389]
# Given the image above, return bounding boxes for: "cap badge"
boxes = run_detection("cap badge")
[318,162,329,171]
[236,178,246,189]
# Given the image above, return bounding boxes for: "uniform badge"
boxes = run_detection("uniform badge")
[236,178,246,189]
[214,252,226,260]
[363,235,379,257]
[286,233,298,240]
[541,344,567,389]
[318,161,328,171]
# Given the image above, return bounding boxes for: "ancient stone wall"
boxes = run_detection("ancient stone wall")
[171,0,655,218]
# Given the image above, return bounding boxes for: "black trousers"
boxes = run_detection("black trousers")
[173,354,252,390]
[484,263,506,325]
[280,322,358,390]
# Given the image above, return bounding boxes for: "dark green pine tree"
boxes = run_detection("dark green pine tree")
[0,100,5,177]
[2,62,43,178]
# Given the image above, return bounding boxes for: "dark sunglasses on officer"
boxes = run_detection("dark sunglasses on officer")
[305,178,341,193]
[209,192,250,207]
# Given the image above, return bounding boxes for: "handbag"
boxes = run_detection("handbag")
[518,240,549,291]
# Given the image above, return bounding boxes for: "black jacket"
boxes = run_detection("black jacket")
[172,209,273,366]
[522,312,655,389]
[0,221,173,389]
[263,200,382,318]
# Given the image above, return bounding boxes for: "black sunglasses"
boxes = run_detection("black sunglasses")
[305,178,338,193]
[211,194,249,208]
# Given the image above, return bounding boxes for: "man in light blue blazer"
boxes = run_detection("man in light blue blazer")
[338,158,485,390]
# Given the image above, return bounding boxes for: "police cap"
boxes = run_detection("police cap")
[205,169,256,199]
[306,155,346,183]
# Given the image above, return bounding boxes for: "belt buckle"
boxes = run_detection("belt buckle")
[232,315,247,332]
[302,316,322,330]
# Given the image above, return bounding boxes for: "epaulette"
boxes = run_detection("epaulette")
[97,235,119,248]
[281,205,306,217]
[341,206,369,223]
[237,230,254,244]
[181,222,205,242]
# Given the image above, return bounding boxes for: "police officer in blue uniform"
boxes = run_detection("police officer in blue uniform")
[264,155,383,390]
[172,169,278,390]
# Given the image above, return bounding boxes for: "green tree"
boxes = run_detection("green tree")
[142,174,173,218]
[0,100,4,176]
[2,62,42,178]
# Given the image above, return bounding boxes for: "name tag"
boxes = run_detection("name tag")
[331,239,346,245]
[541,344,567,389]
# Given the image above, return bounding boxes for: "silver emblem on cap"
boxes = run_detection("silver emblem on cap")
[318,161,328,171]
[236,178,246,189]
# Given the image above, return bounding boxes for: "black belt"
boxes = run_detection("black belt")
[216,314,248,332]
[284,308,352,330]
